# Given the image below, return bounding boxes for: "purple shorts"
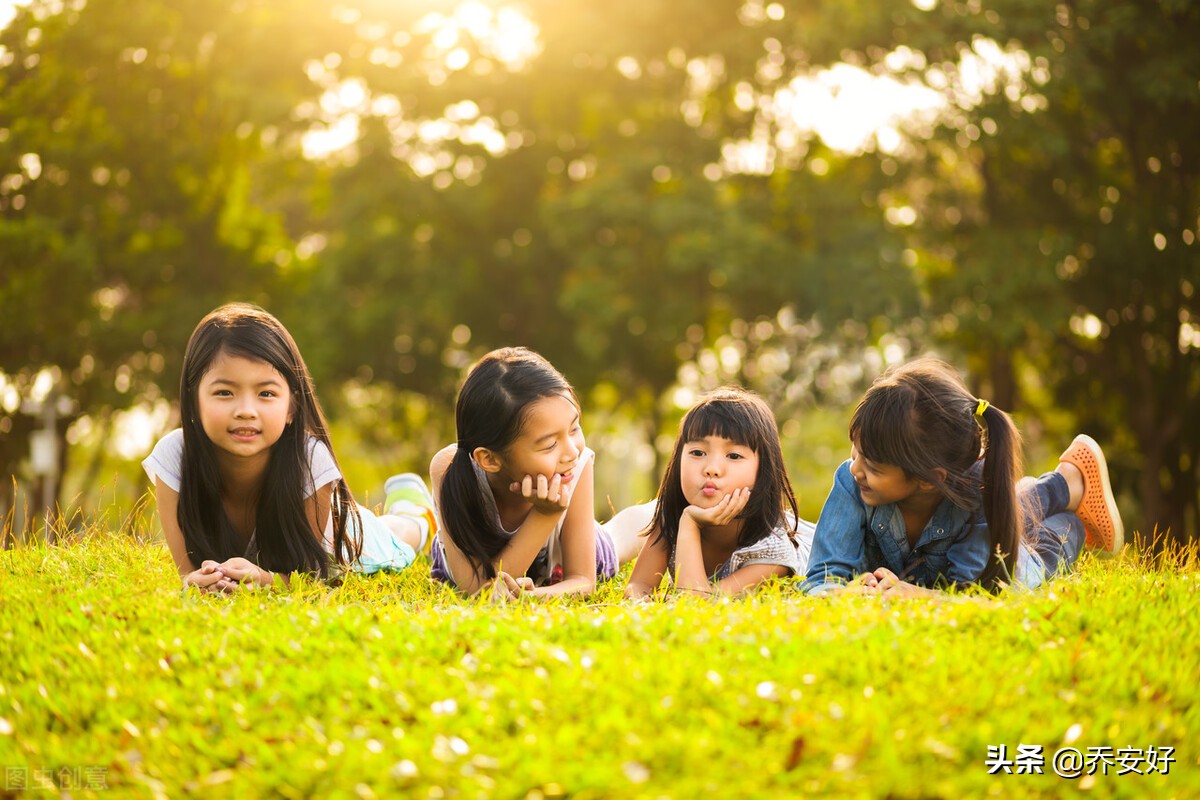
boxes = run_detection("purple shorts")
[430,522,617,587]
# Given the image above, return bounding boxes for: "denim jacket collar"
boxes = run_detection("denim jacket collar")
[864,485,980,581]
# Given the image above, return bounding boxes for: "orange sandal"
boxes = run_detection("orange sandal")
[1058,435,1124,553]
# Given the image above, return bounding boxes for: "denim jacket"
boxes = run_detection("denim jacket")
[800,460,993,595]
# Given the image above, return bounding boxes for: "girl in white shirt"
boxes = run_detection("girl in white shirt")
[144,303,433,592]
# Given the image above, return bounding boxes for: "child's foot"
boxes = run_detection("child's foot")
[385,473,437,552]
[1058,435,1124,553]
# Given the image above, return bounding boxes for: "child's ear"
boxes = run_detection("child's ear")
[472,447,504,473]
[917,466,948,491]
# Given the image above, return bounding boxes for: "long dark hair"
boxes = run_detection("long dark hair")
[438,347,579,583]
[177,303,361,577]
[650,387,799,555]
[849,357,1023,590]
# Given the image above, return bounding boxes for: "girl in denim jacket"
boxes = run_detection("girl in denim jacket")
[801,358,1123,596]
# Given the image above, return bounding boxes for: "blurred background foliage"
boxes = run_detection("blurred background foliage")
[1,0,1196,542]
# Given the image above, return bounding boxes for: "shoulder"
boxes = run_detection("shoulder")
[304,435,342,496]
[430,444,459,478]
[821,460,868,511]
[306,435,333,462]
[142,429,185,492]
[785,512,816,545]
[831,459,858,490]
[731,525,802,573]
[152,427,184,454]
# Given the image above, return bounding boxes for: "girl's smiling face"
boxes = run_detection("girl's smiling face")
[495,394,585,485]
[197,351,293,463]
[848,442,922,507]
[679,435,759,508]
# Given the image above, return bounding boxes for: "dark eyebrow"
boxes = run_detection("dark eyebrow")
[532,413,580,445]
[208,377,284,388]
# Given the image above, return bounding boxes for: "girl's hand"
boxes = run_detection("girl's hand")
[683,487,751,527]
[873,568,931,598]
[183,561,236,593]
[484,571,532,602]
[217,557,274,588]
[624,582,655,602]
[510,473,573,515]
[844,572,881,596]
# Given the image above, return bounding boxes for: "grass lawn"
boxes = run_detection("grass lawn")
[0,529,1196,799]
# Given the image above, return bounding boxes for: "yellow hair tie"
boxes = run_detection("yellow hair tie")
[974,399,990,420]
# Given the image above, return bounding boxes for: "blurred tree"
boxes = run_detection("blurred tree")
[296,0,918,465]
[12,0,1189,543]
[0,0,350,519]
[866,0,1200,541]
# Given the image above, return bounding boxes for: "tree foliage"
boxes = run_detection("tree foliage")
[0,0,346,497]
[1,0,1195,538]
[823,0,1200,538]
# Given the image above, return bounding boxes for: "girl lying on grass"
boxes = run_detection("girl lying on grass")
[143,304,436,592]
[801,358,1124,597]
[429,347,642,598]
[622,388,814,599]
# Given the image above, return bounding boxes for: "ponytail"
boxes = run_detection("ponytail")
[438,446,506,583]
[975,402,1024,591]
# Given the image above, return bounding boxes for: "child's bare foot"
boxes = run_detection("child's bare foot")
[1057,435,1124,553]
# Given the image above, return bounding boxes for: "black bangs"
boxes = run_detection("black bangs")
[679,396,765,452]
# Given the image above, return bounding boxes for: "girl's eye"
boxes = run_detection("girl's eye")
[687,449,705,457]
[728,453,744,460]
[214,389,233,397]
[260,391,276,398]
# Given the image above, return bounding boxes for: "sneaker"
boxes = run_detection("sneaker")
[384,473,437,552]
[1058,435,1124,553]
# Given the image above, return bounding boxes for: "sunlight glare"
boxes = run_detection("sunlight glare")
[722,38,1036,173]
[417,2,540,71]
[302,115,360,161]
[780,64,944,155]
[110,400,172,461]
[0,0,30,31]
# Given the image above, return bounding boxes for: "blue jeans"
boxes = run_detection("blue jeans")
[1018,471,1086,588]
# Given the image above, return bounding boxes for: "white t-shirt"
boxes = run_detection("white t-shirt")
[143,428,341,498]
[142,429,416,573]
[142,428,343,547]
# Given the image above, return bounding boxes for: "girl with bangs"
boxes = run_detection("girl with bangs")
[144,304,434,591]
[621,387,814,598]
[801,358,1124,597]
